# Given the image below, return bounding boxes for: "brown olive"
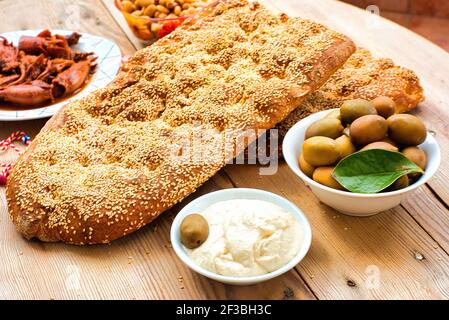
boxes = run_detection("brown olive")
[131,9,143,16]
[387,114,427,146]
[380,137,399,147]
[180,214,209,249]
[350,115,388,146]
[325,109,341,120]
[135,0,155,8]
[302,136,340,166]
[392,175,409,190]
[408,172,422,183]
[122,0,137,13]
[335,135,356,158]
[313,167,345,190]
[372,96,396,119]
[143,4,157,16]
[402,146,427,170]
[299,153,315,178]
[340,99,378,124]
[361,141,399,152]
[305,118,344,139]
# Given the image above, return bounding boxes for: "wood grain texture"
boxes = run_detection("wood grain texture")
[1,0,449,299]
[224,163,449,299]
[401,186,449,254]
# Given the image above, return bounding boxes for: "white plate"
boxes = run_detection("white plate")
[170,188,312,285]
[0,29,121,121]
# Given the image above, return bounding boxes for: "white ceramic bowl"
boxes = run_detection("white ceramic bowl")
[282,109,441,217]
[170,188,312,285]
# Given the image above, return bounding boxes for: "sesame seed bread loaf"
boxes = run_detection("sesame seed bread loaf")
[6,0,355,244]
[250,48,425,159]
[277,48,424,138]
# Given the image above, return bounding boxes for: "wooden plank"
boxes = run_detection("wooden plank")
[401,186,449,254]
[0,120,48,142]
[224,163,449,299]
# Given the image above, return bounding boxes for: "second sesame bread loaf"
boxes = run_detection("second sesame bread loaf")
[277,48,424,138]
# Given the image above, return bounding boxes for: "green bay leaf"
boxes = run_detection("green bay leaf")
[332,149,424,194]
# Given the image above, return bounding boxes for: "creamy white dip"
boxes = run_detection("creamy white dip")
[186,199,303,277]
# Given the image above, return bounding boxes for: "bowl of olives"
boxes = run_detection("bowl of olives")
[283,97,441,217]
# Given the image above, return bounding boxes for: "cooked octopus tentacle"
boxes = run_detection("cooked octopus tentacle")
[0,30,96,107]
[0,80,52,105]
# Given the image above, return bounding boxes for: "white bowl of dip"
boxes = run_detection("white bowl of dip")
[170,188,312,285]
[282,109,441,217]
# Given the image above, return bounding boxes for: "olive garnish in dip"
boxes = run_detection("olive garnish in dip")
[180,214,209,249]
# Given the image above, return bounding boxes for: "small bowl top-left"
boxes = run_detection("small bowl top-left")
[115,0,216,40]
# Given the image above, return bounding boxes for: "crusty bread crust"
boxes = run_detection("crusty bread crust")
[277,48,425,138]
[247,48,425,160]
[6,0,355,244]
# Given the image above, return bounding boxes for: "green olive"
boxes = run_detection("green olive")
[350,115,388,146]
[340,99,378,124]
[402,146,427,170]
[180,214,209,249]
[387,114,427,146]
[302,136,340,166]
[335,135,356,158]
[325,109,341,120]
[305,118,344,139]
[313,167,345,190]
[361,141,399,152]
[299,153,315,178]
[372,96,396,119]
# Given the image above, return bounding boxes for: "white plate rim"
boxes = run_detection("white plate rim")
[0,29,121,121]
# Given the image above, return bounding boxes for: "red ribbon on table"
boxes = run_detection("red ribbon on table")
[0,131,31,185]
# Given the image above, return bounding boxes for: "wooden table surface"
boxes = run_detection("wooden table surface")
[1,0,448,300]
